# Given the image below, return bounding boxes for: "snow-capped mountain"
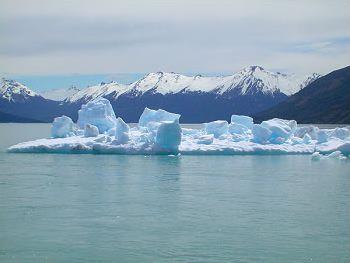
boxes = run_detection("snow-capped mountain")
[41,86,80,101]
[66,82,129,103]
[127,66,320,96]
[1,78,39,102]
[0,78,71,122]
[63,66,320,103]
[0,66,322,123]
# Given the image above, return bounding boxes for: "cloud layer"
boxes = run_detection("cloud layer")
[1,0,349,75]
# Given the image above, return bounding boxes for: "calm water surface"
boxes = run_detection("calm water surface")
[0,124,349,262]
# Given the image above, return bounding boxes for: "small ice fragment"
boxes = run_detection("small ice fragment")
[311,152,322,161]
[51,115,75,138]
[327,151,342,158]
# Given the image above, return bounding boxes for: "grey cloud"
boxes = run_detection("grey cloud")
[0,0,349,75]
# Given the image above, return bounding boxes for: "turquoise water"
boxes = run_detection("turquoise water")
[0,124,349,262]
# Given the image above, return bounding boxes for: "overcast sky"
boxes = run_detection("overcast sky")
[1,0,349,76]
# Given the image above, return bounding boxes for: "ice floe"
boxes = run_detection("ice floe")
[8,98,350,157]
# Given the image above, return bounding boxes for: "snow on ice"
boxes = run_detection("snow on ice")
[8,98,350,158]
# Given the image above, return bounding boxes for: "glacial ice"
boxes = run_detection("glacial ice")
[84,124,99,137]
[230,115,254,129]
[77,98,117,133]
[205,121,229,138]
[155,120,182,152]
[7,98,350,158]
[51,116,75,138]
[139,108,180,127]
[113,117,130,145]
[252,124,271,144]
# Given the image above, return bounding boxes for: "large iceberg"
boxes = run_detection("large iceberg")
[77,98,117,133]
[7,99,350,158]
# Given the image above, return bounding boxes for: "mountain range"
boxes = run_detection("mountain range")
[1,65,347,123]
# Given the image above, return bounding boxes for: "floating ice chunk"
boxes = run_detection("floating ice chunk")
[311,152,322,161]
[77,98,117,133]
[51,115,75,138]
[252,124,272,144]
[84,124,99,137]
[230,115,253,128]
[155,120,182,152]
[114,117,130,145]
[312,151,347,161]
[260,118,296,142]
[327,151,344,159]
[205,120,228,138]
[228,123,249,135]
[331,127,350,140]
[197,134,214,145]
[139,108,180,127]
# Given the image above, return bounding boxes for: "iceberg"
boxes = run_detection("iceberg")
[51,115,75,138]
[7,99,350,158]
[77,98,117,133]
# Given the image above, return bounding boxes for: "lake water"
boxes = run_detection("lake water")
[0,124,349,262]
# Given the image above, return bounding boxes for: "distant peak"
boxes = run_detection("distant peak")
[0,78,37,101]
[250,65,265,71]
[243,65,265,71]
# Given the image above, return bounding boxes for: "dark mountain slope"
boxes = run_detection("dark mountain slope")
[255,66,350,124]
[0,110,41,123]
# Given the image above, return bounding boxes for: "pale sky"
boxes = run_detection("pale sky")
[1,0,349,76]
